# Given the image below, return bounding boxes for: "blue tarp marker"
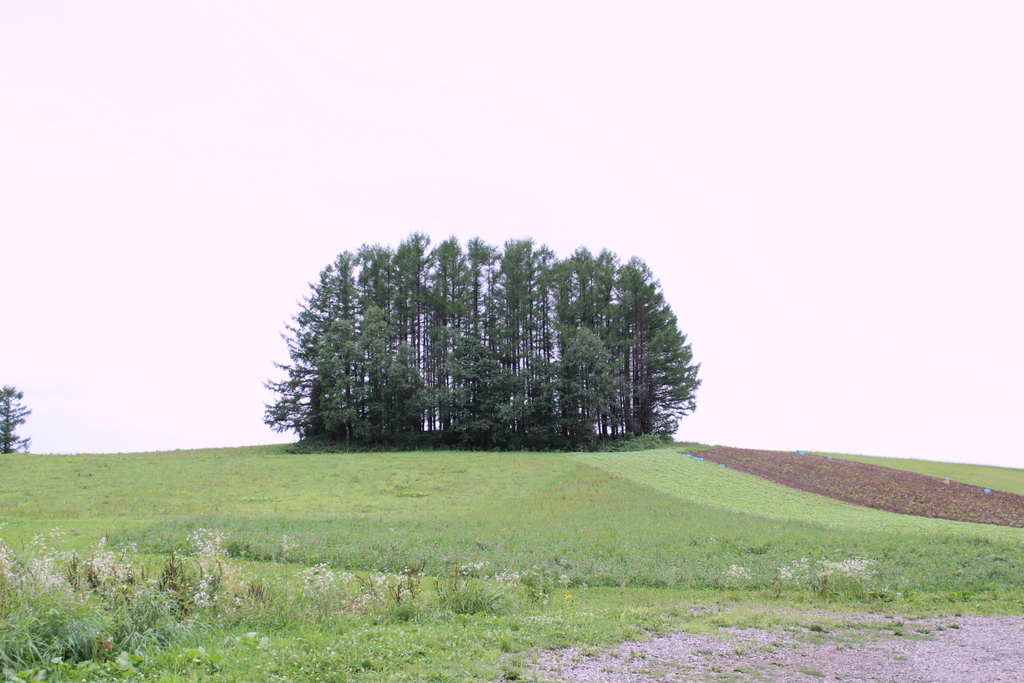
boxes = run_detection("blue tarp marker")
[796,450,804,455]
[694,457,704,462]
[984,488,992,493]
[827,456,833,460]
[719,464,726,468]
[683,453,692,457]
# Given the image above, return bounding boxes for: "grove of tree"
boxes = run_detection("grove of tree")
[265,234,700,450]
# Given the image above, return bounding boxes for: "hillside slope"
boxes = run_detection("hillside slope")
[697,447,1024,528]
[576,450,1024,543]
[4,446,1024,596]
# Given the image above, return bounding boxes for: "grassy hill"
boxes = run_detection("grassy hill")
[579,451,1024,541]
[2,444,1023,681]
[3,445,1022,589]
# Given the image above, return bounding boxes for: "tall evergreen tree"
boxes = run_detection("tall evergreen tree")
[465,238,499,340]
[315,318,362,443]
[613,257,700,435]
[0,385,32,454]
[449,334,505,448]
[386,343,427,438]
[493,239,534,438]
[356,244,396,317]
[555,248,619,437]
[353,306,393,443]
[558,328,616,446]
[555,247,617,335]
[427,237,470,432]
[393,233,433,367]
[264,253,358,439]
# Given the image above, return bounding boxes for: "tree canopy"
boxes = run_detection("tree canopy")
[1,385,32,454]
[265,234,700,450]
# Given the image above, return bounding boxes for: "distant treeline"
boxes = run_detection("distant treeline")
[265,234,700,450]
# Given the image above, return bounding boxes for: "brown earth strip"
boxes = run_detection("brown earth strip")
[690,447,1024,528]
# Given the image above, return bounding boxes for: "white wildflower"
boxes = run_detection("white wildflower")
[280,534,298,561]
[299,563,339,597]
[492,571,522,585]
[193,575,215,609]
[188,528,229,560]
[186,528,245,607]
[817,558,876,581]
[778,558,811,582]
[86,538,134,585]
[725,565,752,581]
[27,554,68,593]
[0,542,17,586]
[459,561,488,576]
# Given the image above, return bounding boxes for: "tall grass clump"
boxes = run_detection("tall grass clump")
[435,562,514,615]
[280,560,432,623]
[0,528,261,671]
[773,557,883,601]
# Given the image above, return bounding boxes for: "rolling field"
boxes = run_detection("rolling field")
[2,444,1024,681]
[816,451,1024,496]
[578,451,1024,542]
[682,447,1024,527]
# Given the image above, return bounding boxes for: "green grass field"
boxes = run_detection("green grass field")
[580,451,1024,543]
[2,444,1023,682]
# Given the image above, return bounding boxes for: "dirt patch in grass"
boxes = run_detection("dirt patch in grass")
[692,447,1024,528]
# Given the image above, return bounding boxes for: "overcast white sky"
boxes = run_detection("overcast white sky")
[1,1,1021,467]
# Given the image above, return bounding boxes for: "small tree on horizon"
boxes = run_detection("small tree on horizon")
[0,385,32,453]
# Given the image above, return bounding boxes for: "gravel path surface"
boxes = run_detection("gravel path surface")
[529,615,1024,682]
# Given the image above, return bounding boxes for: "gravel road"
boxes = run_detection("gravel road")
[529,614,1024,682]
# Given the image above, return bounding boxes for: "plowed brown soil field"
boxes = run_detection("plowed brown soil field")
[693,447,1024,528]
